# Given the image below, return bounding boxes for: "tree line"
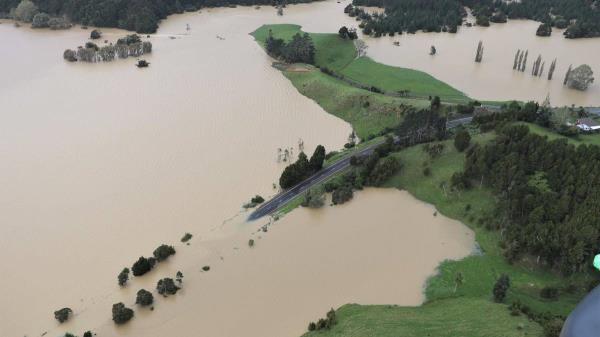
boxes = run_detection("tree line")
[461,121,600,274]
[0,0,317,33]
[265,30,315,64]
[347,0,600,39]
[63,34,152,63]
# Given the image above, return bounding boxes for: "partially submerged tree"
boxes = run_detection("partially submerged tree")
[566,64,594,91]
[153,244,176,262]
[156,278,180,296]
[474,41,484,63]
[135,289,154,306]
[90,29,102,39]
[131,256,156,276]
[548,59,557,80]
[112,302,134,324]
[118,268,130,286]
[536,23,552,37]
[54,307,72,323]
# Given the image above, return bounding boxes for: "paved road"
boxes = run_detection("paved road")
[247,114,480,221]
[247,140,384,221]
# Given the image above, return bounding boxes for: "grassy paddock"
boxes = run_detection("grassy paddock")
[252,24,469,102]
[304,298,541,337]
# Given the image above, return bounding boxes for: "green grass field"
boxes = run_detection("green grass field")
[284,69,429,138]
[304,298,541,337]
[252,24,469,102]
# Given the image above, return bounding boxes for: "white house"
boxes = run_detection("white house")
[576,118,600,132]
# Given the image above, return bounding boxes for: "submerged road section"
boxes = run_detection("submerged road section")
[247,140,384,221]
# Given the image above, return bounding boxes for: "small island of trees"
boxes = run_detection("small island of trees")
[63,34,152,63]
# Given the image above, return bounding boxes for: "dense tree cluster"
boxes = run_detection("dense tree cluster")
[463,124,600,274]
[395,108,447,147]
[348,0,464,36]
[324,137,401,205]
[347,0,600,38]
[63,34,152,63]
[279,145,326,189]
[265,30,315,64]
[0,0,317,33]
[338,26,358,39]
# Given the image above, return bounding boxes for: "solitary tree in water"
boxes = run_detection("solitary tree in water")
[563,64,573,85]
[513,49,520,70]
[521,50,528,72]
[474,41,484,62]
[548,59,557,80]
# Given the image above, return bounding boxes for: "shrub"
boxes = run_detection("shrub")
[153,244,176,262]
[308,322,316,331]
[332,185,353,205]
[118,268,130,286]
[90,29,102,39]
[181,232,193,242]
[248,239,255,247]
[112,302,134,324]
[493,274,510,303]
[176,271,183,283]
[251,195,265,204]
[423,166,431,176]
[156,278,180,296]
[63,49,77,62]
[83,331,93,337]
[131,256,156,276]
[84,42,99,51]
[540,286,559,300]
[136,289,154,306]
[543,318,564,337]
[536,23,552,37]
[454,129,471,152]
[301,188,325,208]
[202,265,210,271]
[54,307,72,323]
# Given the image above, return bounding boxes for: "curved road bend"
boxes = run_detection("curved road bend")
[247,140,384,221]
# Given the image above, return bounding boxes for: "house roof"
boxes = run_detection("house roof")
[577,118,600,127]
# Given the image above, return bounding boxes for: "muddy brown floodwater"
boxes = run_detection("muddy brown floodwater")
[365,12,600,106]
[2,0,593,336]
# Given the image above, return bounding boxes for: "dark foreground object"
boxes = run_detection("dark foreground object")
[560,285,600,337]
